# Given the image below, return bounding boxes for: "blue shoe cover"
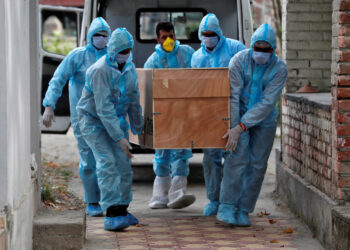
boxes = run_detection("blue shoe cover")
[86,204,103,217]
[236,211,251,227]
[104,216,129,231]
[126,213,139,226]
[216,203,237,225]
[203,201,219,216]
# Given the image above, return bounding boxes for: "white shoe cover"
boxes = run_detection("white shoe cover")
[167,176,196,209]
[149,176,171,209]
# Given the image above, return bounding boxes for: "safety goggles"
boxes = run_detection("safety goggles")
[253,41,273,52]
[253,46,273,52]
[201,31,217,37]
[119,48,131,55]
[93,32,108,38]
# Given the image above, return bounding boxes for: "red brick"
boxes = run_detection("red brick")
[337,87,350,98]
[338,112,350,123]
[338,137,350,148]
[338,176,350,187]
[340,25,350,36]
[340,12,350,24]
[338,100,350,111]
[340,51,350,62]
[339,36,350,48]
[338,150,350,161]
[338,63,350,74]
[340,0,350,11]
[337,124,350,135]
[338,76,350,86]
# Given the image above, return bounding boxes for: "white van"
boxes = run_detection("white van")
[39,0,253,134]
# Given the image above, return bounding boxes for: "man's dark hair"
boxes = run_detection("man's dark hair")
[156,22,175,37]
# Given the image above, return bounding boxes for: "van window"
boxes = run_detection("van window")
[136,8,207,43]
[41,10,78,55]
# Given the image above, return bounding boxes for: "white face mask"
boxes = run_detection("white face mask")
[92,36,108,49]
[252,51,271,65]
[115,52,130,64]
[201,36,219,49]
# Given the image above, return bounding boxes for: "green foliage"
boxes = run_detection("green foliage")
[41,181,55,203]
[61,169,72,177]
[42,30,76,56]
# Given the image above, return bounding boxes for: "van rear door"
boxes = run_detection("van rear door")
[39,4,83,133]
[237,0,253,46]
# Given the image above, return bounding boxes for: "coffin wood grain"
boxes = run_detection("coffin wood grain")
[153,78,230,98]
[153,97,229,149]
[153,68,229,79]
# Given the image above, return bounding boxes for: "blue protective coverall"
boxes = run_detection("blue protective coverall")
[191,13,246,204]
[77,28,143,211]
[42,17,111,204]
[144,41,194,177]
[221,23,287,213]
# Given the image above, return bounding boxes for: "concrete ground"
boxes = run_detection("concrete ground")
[42,128,323,250]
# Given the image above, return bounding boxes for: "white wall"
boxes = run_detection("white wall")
[0,0,8,211]
[0,0,40,249]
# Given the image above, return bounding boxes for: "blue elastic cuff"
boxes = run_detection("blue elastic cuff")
[240,121,248,129]
[43,103,56,110]
[131,127,143,135]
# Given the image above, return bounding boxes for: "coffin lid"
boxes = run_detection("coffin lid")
[152,68,230,99]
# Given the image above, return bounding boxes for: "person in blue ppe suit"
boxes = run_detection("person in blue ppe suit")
[144,22,196,209]
[42,17,111,217]
[217,23,287,226]
[77,27,143,231]
[191,13,246,216]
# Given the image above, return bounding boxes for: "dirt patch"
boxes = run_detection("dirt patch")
[41,160,84,211]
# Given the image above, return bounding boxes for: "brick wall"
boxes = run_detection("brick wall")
[332,0,350,203]
[281,94,336,198]
[282,0,332,92]
[281,0,350,204]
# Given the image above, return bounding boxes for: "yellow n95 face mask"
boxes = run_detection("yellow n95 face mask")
[162,37,175,52]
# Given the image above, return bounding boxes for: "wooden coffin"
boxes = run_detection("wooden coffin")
[128,68,230,149]
[128,69,154,148]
